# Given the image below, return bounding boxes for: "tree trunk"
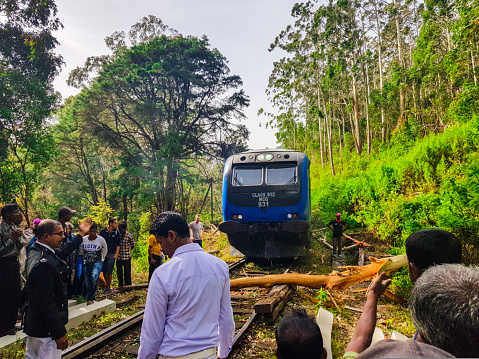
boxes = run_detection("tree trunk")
[395,0,405,117]
[351,71,362,154]
[374,4,386,141]
[230,255,408,290]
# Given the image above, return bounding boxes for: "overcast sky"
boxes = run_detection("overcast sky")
[52,0,300,150]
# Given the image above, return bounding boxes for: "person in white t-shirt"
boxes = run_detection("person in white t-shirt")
[188,214,204,248]
[78,222,107,305]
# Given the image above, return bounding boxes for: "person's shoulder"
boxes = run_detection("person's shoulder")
[97,235,106,241]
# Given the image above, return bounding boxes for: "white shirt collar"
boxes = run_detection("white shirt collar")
[172,242,203,258]
[36,241,55,254]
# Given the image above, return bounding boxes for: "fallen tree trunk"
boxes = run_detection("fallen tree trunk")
[230,254,407,290]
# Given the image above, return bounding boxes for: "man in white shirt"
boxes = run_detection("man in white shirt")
[138,211,234,359]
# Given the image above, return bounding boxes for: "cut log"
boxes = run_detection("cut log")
[230,255,407,290]
[255,285,291,313]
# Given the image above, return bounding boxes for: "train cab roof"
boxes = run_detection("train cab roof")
[228,149,308,165]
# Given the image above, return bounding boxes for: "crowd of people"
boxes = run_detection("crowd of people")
[1,202,478,359]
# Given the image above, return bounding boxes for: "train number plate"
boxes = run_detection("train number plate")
[252,192,275,207]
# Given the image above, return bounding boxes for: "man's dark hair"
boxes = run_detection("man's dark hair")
[409,264,479,358]
[153,211,189,238]
[119,221,127,230]
[36,219,61,239]
[1,203,20,218]
[108,217,117,225]
[89,222,98,231]
[149,224,156,236]
[405,229,461,270]
[275,309,324,359]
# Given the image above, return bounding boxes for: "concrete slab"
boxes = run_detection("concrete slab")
[66,299,116,330]
[391,330,410,341]
[371,327,385,345]
[68,299,78,307]
[0,330,27,349]
[316,308,334,359]
[1,299,116,351]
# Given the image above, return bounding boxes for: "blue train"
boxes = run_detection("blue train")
[218,149,311,259]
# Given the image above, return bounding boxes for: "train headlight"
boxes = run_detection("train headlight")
[257,153,273,161]
[286,213,298,219]
[232,214,243,220]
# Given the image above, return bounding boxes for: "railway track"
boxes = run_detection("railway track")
[63,257,294,358]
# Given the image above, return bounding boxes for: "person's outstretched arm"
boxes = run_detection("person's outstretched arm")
[345,273,391,354]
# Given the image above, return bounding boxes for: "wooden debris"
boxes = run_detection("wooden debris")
[343,233,371,247]
[255,285,292,313]
[344,305,363,313]
[116,295,141,308]
[230,255,407,290]
[318,238,333,249]
[263,286,295,322]
[117,283,149,292]
[383,290,407,304]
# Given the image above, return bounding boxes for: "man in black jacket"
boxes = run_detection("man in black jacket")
[24,218,92,358]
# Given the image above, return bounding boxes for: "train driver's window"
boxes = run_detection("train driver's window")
[232,167,262,186]
[266,165,297,185]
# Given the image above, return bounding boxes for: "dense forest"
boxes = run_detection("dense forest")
[262,0,479,260]
[1,0,478,259]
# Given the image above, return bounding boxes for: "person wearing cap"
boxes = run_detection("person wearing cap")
[57,206,77,230]
[0,203,27,337]
[138,211,234,359]
[275,309,327,359]
[327,213,347,258]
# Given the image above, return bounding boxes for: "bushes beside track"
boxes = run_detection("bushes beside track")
[311,122,479,262]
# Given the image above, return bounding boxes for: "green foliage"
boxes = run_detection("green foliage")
[87,198,114,228]
[315,287,329,308]
[311,122,479,255]
[389,268,413,300]
[131,211,151,272]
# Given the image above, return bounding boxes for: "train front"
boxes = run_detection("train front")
[219,150,311,259]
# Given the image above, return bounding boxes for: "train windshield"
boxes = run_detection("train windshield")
[266,165,297,185]
[232,167,262,186]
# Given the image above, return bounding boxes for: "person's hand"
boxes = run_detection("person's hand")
[12,228,23,240]
[55,335,68,350]
[114,253,119,260]
[29,221,35,230]
[78,217,93,237]
[367,272,392,300]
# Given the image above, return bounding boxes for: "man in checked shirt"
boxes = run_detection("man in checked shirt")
[117,221,135,287]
